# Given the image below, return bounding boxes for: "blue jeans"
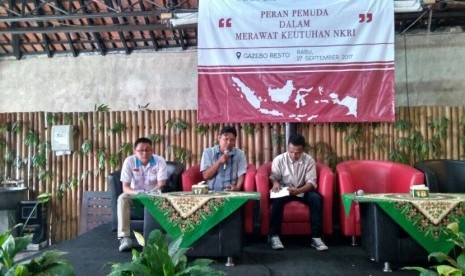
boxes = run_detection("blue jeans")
[269,191,323,238]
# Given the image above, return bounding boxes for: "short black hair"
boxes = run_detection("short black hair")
[134,137,152,148]
[220,126,237,137]
[288,133,306,147]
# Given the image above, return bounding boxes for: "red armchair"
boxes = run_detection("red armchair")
[181,163,257,234]
[255,162,334,236]
[336,160,424,244]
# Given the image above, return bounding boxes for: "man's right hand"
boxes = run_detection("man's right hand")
[271,182,281,193]
[220,152,230,164]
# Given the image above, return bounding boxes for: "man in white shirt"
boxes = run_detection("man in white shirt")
[117,137,167,252]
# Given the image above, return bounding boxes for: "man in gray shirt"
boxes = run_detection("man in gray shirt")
[269,133,328,251]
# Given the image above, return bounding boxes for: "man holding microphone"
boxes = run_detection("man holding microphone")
[200,126,247,191]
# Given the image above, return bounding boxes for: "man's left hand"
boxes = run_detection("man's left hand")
[226,185,240,191]
[288,187,299,196]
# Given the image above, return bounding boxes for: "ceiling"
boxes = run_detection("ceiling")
[0,0,464,60]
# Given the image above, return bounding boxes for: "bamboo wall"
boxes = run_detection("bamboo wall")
[1,106,464,244]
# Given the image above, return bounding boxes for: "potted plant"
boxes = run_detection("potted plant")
[0,193,74,276]
[108,230,226,276]
[403,221,465,275]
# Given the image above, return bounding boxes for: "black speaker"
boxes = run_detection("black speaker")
[17,201,48,244]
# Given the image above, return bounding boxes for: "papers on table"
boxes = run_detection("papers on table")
[270,187,289,198]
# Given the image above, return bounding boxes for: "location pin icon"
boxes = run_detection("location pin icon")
[236,52,241,59]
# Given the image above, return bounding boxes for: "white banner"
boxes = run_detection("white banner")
[198,0,395,123]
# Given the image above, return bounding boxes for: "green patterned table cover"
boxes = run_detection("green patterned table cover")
[342,193,465,254]
[133,191,260,247]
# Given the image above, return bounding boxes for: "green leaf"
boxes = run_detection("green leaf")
[109,229,225,276]
[173,119,189,133]
[435,265,461,276]
[148,134,163,145]
[134,231,145,247]
[108,154,120,170]
[393,119,412,131]
[195,124,209,136]
[13,250,74,276]
[24,130,40,147]
[138,103,150,110]
[46,113,55,126]
[96,149,106,170]
[0,123,8,134]
[271,133,285,146]
[37,193,51,203]
[7,264,29,276]
[108,121,126,135]
[456,253,465,271]
[11,121,23,134]
[119,143,133,156]
[401,266,435,274]
[94,103,110,111]
[81,140,93,155]
[447,222,460,234]
[38,170,53,182]
[429,252,457,267]
[242,123,255,135]
[63,113,73,125]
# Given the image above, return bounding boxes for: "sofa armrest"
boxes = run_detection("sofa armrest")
[243,164,257,192]
[256,169,271,235]
[181,164,204,191]
[388,164,424,193]
[336,164,356,194]
[107,171,122,231]
[164,161,185,192]
[316,163,334,235]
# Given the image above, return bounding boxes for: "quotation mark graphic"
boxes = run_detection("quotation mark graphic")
[219,18,232,28]
[359,13,372,23]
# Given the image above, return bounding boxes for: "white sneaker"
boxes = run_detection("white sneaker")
[311,237,328,251]
[119,237,132,252]
[270,235,284,250]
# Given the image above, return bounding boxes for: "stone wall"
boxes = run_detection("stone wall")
[0,31,464,112]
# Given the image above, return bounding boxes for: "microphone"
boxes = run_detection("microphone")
[223,149,229,170]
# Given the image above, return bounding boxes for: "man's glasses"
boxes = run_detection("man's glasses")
[136,148,152,152]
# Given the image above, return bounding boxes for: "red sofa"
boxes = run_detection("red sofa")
[255,162,334,236]
[336,160,424,244]
[181,163,257,234]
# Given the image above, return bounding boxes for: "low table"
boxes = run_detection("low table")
[342,193,465,271]
[133,191,260,265]
[359,202,428,271]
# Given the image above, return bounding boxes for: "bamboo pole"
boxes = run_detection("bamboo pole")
[180,110,187,163]
[100,112,108,190]
[88,112,95,192]
[158,110,165,157]
[190,110,198,167]
[262,124,271,165]
[152,110,159,155]
[25,112,33,196]
[428,106,436,159]
[459,107,465,159]
[168,110,175,161]
[137,110,143,139]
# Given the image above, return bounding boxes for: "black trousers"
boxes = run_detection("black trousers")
[269,191,323,238]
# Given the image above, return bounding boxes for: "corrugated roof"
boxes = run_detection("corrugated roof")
[0,0,198,59]
[0,0,464,60]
